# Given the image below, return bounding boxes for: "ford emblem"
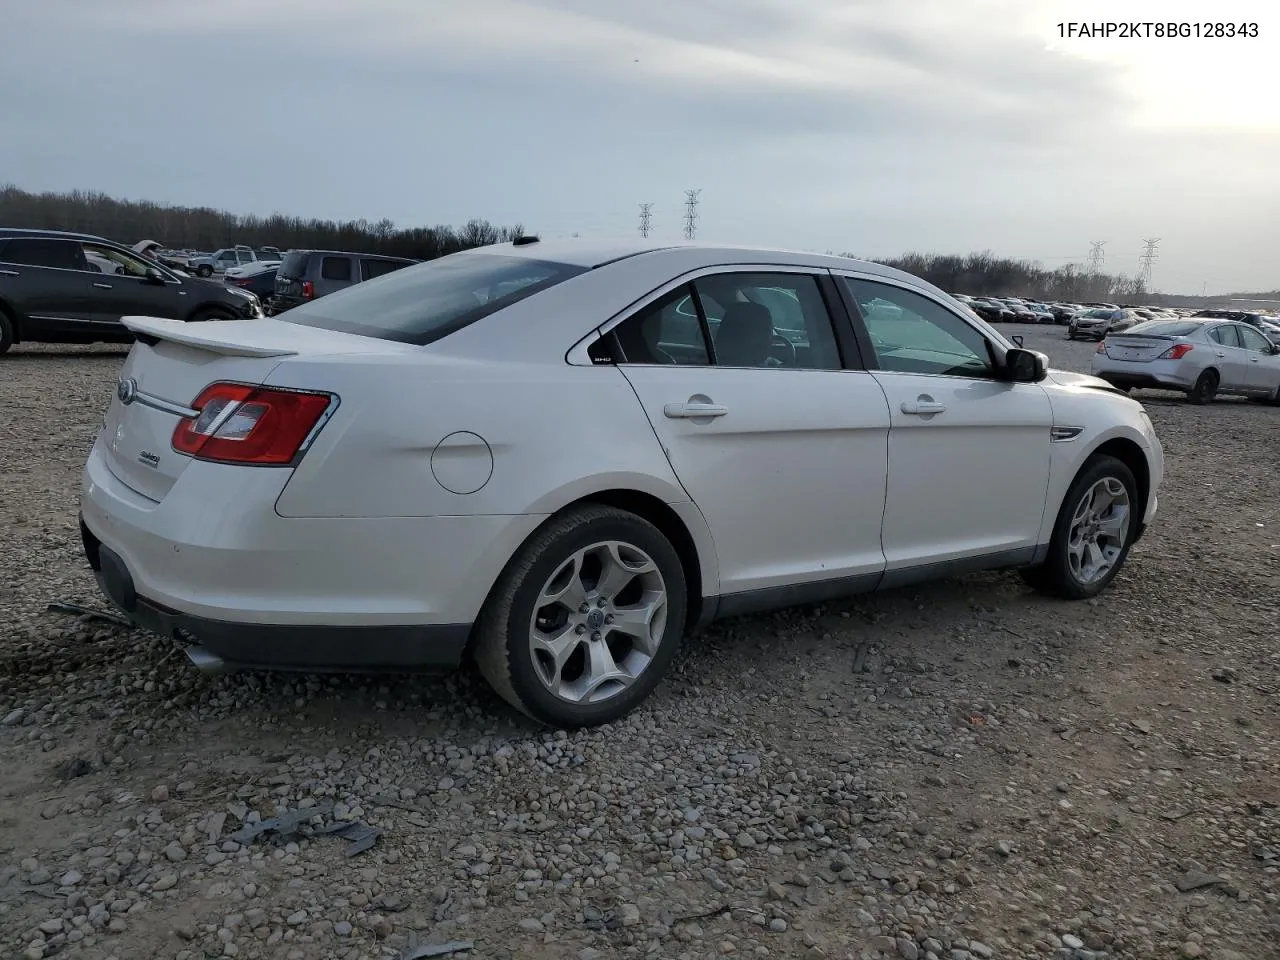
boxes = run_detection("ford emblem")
[117,378,139,405]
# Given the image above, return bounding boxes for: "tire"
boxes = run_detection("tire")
[473,505,687,728]
[0,309,13,355]
[196,265,213,278]
[1188,369,1218,404]
[189,307,236,323]
[1020,454,1139,600]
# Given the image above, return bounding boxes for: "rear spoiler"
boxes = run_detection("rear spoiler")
[121,316,299,358]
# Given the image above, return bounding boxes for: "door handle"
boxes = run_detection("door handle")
[93,282,113,289]
[664,400,728,419]
[901,397,946,415]
[1215,352,1226,358]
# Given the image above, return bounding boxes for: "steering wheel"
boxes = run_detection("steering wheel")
[769,330,797,365]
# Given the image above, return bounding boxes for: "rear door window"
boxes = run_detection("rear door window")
[1,238,89,270]
[360,258,407,281]
[321,256,353,282]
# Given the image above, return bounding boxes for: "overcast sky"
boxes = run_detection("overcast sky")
[2,0,1277,293]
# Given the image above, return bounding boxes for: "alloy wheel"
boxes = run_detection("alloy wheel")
[1066,477,1130,585]
[528,540,668,704]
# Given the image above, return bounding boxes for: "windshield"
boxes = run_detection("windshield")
[278,252,589,345]
[1124,320,1203,337]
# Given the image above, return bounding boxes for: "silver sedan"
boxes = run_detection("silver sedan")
[1090,318,1280,404]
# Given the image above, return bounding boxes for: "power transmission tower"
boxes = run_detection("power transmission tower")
[637,202,653,239]
[1138,237,1160,287]
[1085,241,1106,275]
[682,189,701,240]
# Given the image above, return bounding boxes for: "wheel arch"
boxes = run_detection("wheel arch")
[184,301,238,322]
[0,297,22,343]
[1078,435,1151,533]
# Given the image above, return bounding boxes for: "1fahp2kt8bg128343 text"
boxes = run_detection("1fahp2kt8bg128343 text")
[1057,22,1259,38]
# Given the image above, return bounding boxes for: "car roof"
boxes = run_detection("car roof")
[463,237,931,282]
[0,226,109,243]
[289,249,417,262]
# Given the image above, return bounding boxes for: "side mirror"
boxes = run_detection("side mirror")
[144,266,166,284]
[1004,347,1048,383]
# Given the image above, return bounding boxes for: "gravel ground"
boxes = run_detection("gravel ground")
[1,329,1279,960]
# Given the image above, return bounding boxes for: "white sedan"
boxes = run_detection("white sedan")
[1091,318,1280,403]
[79,240,1165,727]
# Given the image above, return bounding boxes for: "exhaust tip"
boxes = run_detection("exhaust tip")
[184,644,229,674]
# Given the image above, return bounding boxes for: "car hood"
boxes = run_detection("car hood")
[1046,368,1122,393]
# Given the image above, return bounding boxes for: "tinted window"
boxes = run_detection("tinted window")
[279,252,588,345]
[81,243,155,278]
[1238,325,1272,353]
[280,252,310,278]
[613,285,710,365]
[1,238,87,270]
[360,258,408,281]
[694,273,842,370]
[1126,320,1203,337]
[321,257,352,281]
[845,278,994,378]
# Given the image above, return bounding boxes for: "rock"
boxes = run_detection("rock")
[1062,935,1084,950]
[151,784,170,803]
[1131,718,1152,734]
[334,921,353,937]
[619,903,641,927]
[164,843,188,862]
[969,941,993,958]
[38,919,63,935]
[154,872,178,891]
[108,917,127,933]
[870,935,897,953]
[1175,871,1223,892]
[519,918,545,933]
[769,918,788,933]
[898,938,920,959]
[1,708,25,726]
[58,870,82,886]
[1180,944,1204,959]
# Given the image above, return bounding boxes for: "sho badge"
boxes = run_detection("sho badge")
[138,450,160,469]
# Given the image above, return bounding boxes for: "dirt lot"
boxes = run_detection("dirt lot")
[1,326,1278,960]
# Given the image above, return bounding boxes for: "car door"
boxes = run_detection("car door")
[1236,323,1280,393]
[0,237,101,336]
[78,242,190,322]
[833,273,1053,578]
[1205,324,1251,389]
[605,268,892,609]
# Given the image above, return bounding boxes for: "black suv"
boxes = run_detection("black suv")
[270,249,417,313]
[0,228,264,354]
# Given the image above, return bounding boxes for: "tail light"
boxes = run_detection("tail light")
[171,382,335,465]
[1158,343,1194,360]
[301,281,315,299]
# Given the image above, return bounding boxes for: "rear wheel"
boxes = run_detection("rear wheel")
[0,309,13,354]
[473,505,687,728]
[1188,369,1218,404]
[1020,455,1138,600]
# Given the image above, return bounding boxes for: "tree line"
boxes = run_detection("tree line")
[1,184,1270,306]
[0,184,524,261]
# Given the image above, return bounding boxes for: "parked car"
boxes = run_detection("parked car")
[78,238,1164,728]
[1027,303,1056,324]
[967,298,1014,324]
[1069,308,1135,341]
[0,228,264,353]
[269,249,417,313]
[999,300,1038,323]
[1091,318,1280,403]
[1192,310,1280,347]
[188,245,279,278]
[224,261,278,299]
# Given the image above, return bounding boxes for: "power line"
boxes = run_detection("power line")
[1086,240,1106,275]
[682,189,701,241]
[1138,237,1160,286]
[637,202,653,239]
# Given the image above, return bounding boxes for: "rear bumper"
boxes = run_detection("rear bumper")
[78,437,546,670]
[1090,359,1195,391]
[82,520,469,671]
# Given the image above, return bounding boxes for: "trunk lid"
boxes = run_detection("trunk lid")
[100,315,407,503]
[1103,334,1178,362]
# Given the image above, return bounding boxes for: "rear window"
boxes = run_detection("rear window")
[1,237,87,270]
[279,252,589,345]
[1124,320,1203,337]
[279,251,310,278]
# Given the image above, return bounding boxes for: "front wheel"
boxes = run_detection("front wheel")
[196,265,213,277]
[1020,455,1138,600]
[473,505,687,728]
[0,310,13,354]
